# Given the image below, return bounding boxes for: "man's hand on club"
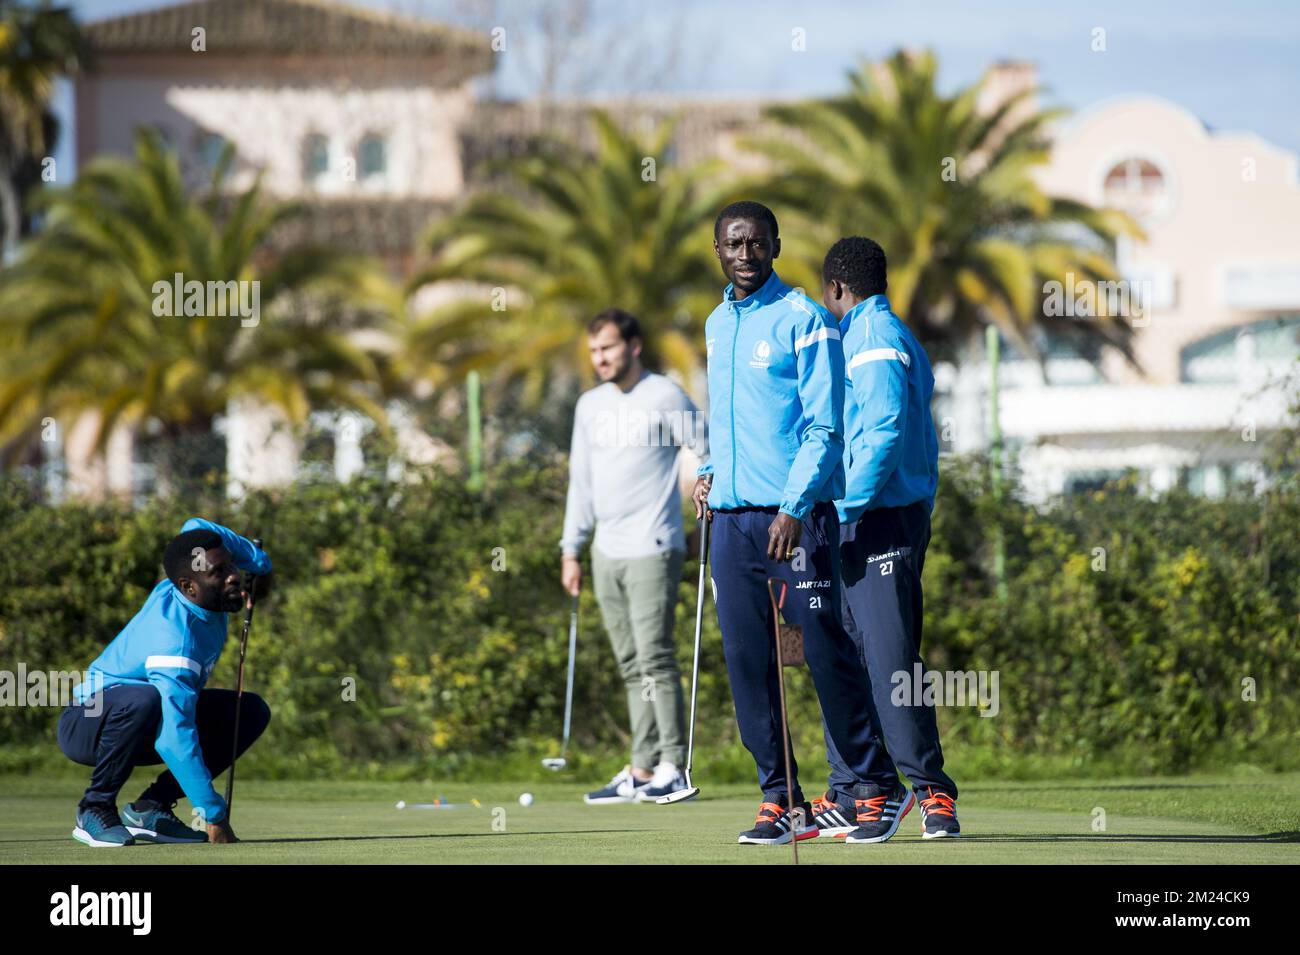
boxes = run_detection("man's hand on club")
[249,569,273,602]
[767,513,802,562]
[207,818,239,844]
[560,555,582,597]
[692,477,713,521]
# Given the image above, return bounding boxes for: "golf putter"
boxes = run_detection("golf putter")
[658,515,710,804]
[224,537,262,818]
[543,593,579,770]
[767,577,800,864]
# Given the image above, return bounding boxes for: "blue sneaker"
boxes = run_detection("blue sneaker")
[810,791,856,838]
[844,780,915,844]
[122,800,208,844]
[583,766,651,805]
[917,787,961,839]
[72,803,135,848]
[737,798,817,845]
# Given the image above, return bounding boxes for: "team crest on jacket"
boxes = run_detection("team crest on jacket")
[749,339,772,369]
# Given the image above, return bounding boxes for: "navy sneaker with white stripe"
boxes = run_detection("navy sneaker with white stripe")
[844,780,914,844]
[583,766,651,805]
[635,762,692,802]
[738,797,817,845]
[810,791,856,838]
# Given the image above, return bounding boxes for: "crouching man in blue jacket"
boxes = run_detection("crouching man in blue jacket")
[57,519,272,847]
[692,202,884,846]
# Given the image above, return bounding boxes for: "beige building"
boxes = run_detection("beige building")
[75,0,487,263]
[980,92,1300,499]
[58,0,491,498]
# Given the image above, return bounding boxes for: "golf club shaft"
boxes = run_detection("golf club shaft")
[683,515,710,785]
[561,593,578,756]
[224,538,261,815]
[769,579,797,864]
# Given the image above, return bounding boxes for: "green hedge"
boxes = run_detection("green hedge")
[1,459,1296,781]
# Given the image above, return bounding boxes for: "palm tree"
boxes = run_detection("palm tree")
[405,110,731,408]
[748,50,1139,365]
[0,129,399,484]
[0,0,86,259]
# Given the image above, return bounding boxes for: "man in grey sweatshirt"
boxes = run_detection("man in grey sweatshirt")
[561,309,709,804]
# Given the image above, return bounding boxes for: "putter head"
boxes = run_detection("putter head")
[656,786,699,805]
[541,757,566,771]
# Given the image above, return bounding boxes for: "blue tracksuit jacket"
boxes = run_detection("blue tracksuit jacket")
[698,271,846,518]
[836,294,939,524]
[73,519,271,823]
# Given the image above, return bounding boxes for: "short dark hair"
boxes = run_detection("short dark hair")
[822,236,888,298]
[587,308,642,344]
[164,528,223,587]
[714,200,779,241]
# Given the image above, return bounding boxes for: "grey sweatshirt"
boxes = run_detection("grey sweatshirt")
[561,371,709,560]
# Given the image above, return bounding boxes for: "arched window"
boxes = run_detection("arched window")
[148,122,176,150]
[1181,315,1300,383]
[302,133,330,186]
[196,131,231,176]
[358,133,387,182]
[1102,157,1169,219]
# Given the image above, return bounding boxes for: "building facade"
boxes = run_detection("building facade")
[30,6,1300,502]
[58,0,490,498]
[988,92,1300,500]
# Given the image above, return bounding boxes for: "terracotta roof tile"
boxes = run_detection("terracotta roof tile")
[84,0,490,64]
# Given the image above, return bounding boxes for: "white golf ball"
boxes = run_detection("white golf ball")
[395,800,406,809]
[518,792,534,807]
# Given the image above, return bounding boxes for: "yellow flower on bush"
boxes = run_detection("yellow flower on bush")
[464,570,491,600]
[1173,547,1207,589]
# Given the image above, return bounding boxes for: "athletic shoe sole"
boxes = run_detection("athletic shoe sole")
[814,825,854,838]
[124,826,206,844]
[738,828,818,846]
[844,790,916,844]
[921,828,961,839]
[812,805,856,837]
[72,827,133,848]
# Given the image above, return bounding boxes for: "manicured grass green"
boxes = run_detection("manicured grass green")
[2,774,1296,865]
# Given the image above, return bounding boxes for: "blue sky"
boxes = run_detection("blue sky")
[69,0,1300,153]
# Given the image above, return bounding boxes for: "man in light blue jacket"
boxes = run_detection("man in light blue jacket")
[692,201,883,846]
[813,236,960,842]
[57,519,272,847]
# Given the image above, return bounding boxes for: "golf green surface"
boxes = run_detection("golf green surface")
[2,774,1297,864]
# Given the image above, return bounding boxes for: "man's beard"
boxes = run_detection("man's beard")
[604,355,632,382]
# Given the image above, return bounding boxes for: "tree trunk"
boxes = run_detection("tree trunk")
[0,162,21,262]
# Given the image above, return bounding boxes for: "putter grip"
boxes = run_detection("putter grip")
[246,538,263,612]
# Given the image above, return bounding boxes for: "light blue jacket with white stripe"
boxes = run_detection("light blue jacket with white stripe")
[74,519,271,824]
[698,271,846,519]
[836,294,939,524]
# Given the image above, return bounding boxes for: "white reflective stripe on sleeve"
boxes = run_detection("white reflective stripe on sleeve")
[794,326,841,353]
[145,655,202,674]
[848,347,911,377]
